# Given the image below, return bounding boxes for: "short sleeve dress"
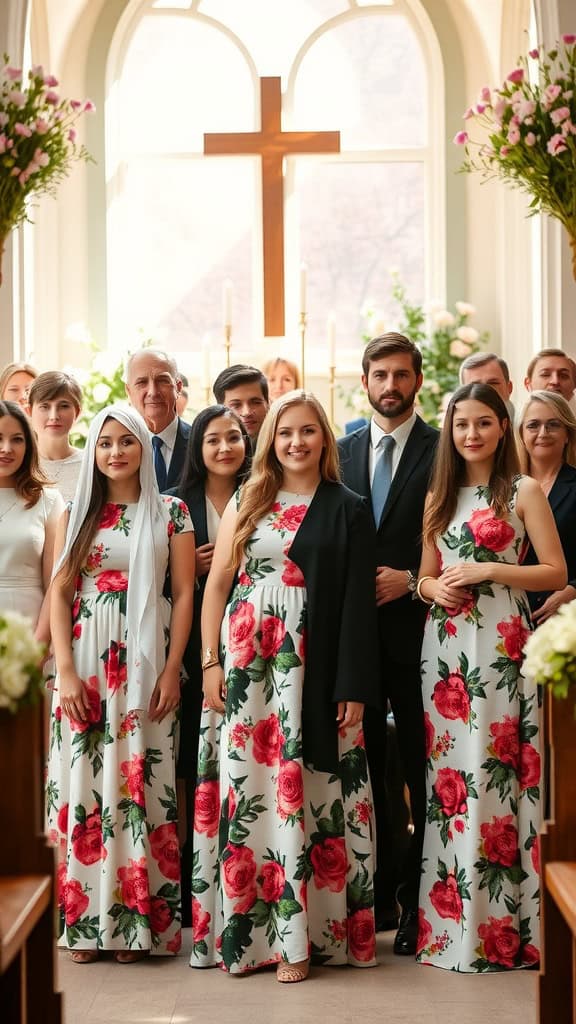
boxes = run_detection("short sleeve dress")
[417,481,541,972]
[191,491,376,973]
[0,487,64,623]
[46,495,193,956]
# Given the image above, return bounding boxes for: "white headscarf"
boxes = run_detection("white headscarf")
[54,404,168,711]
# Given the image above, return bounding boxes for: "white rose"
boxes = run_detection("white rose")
[450,339,472,358]
[0,662,29,699]
[433,310,456,329]
[92,382,112,404]
[92,350,119,376]
[455,301,476,317]
[456,326,479,345]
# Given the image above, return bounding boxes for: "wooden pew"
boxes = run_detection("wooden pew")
[0,702,62,1024]
[539,688,576,1024]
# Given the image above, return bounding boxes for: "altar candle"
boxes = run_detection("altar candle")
[327,313,336,367]
[299,262,307,314]
[223,279,233,327]
[201,334,211,389]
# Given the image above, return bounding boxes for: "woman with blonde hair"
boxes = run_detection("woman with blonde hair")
[517,389,576,623]
[261,357,301,402]
[191,390,380,981]
[0,360,38,409]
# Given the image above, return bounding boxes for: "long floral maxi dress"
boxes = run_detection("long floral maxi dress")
[46,497,193,955]
[417,482,541,972]
[191,492,376,973]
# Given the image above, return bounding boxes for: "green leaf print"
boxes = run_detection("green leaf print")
[346,860,374,912]
[226,667,251,717]
[474,857,528,902]
[66,916,100,946]
[277,898,301,921]
[330,747,368,798]
[109,902,148,945]
[227,793,267,846]
[46,780,59,818]
[191,849,210,895]
[118,797,147,843]
[158,784,178,822]
[220,913,254,971]
[198,737,220,782]
[143,748,163,785]
[315,800,345,839]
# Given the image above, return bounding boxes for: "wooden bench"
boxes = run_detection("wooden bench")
[0,702,62,1024]
[538,689,576,1024]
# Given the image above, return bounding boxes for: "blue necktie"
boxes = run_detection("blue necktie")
[152,435,167,491]
[371,434,395,525]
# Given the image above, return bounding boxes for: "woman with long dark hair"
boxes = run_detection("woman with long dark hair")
[0,399,63,641]
[192,391,380,982]
[47,405,195,963]
[415,383,565,972]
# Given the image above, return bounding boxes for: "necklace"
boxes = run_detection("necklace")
[0,496,19,523]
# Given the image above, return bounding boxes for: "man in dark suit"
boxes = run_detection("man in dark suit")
[125,348,191,489]
[213,364,269,445]
[338,332,438,955]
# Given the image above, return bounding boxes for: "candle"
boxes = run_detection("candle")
[299,262,307,314]
[223,279,233,327]
[327,313,336,367]
[201,334,211,390]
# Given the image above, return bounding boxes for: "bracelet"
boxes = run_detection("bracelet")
[416,575,436,605]
[202,661,220,671]
[201,646,220,670]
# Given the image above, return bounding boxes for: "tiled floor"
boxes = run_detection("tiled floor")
[57,931,538,1024]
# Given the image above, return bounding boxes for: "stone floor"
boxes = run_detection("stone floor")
[57,930,538,1024]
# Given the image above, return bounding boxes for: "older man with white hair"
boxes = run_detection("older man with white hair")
[125,348,191,490]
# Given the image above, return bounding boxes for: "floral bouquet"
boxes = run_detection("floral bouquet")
[454,35,576,276]
[0,57,94,280]
[0,610,46,712]
[523,600,576,700]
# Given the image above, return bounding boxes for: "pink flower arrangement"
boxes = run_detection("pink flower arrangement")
[0,56,94,272]
[455,35,576,274]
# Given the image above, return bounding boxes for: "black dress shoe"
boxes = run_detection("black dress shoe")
[393,908,418,955]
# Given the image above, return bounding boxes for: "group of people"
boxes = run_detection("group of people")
[0,338,575,982]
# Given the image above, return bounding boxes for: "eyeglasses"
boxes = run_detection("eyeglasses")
[523,419,565,434]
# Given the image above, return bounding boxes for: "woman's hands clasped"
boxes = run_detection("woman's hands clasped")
[148,664,181,723]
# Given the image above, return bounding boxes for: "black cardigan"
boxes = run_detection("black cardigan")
[287,480,381,772]
[523,462,576,611]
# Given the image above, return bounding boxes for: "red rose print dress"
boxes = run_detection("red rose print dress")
[191,492,376,973]
[46,497,192,955]
[417,481,541,972]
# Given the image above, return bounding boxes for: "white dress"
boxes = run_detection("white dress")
[0,487,64,625]
[40,451,83,503]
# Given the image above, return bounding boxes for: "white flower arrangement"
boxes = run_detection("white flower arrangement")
[523,600,576,700]
[0,611,45,712]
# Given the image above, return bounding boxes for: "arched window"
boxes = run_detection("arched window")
[107,0,443,363]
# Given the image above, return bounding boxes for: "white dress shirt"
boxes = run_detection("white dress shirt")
[369,412,417,485]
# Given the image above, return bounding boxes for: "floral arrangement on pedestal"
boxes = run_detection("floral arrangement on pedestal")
[0,57,94,280]
[342,273,488,427]
[0,611,45,713]
[523,601,576,701]
[454,34,576,276]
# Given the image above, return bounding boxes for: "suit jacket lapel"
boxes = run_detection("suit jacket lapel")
[548,463,576,515]
[349,428,371,499]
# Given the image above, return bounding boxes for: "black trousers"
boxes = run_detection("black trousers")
[364,654,426,913]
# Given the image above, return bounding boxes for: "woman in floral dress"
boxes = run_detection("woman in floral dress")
[47,405,195,963]
[192,391,380,982]
[416,383,566,972]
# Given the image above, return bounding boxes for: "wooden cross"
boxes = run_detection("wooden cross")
[204,77,340,337]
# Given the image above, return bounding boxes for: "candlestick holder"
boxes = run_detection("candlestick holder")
[299,311,307,388]
[224,324,232,368]
[329,363,336,428]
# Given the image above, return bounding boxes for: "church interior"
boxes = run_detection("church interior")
[1,2,576,1023]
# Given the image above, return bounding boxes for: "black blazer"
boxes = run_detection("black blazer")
[523,462,576,611]
[338,416,439,664]
[288,480,381,773]
[166,417,192,489]
[166,480,208,677]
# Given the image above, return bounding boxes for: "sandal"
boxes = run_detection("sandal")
[114,950,149,964]
[276,959,309,984]
[69,950,98,964]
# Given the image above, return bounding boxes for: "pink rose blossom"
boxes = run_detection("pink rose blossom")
[84,100,96,113]
[528,48,539,59]
[4,66,22,80]
[7,90,26,107]
[544,84,562,107]
[500,146,510,157]
[35,118,49,134]
[507,125,520,144]
[525,132,536,147]
[475,103,486,115]
[14,122,32,137]
[0,112,8,128]
[463,106,475,119]
[71,99,82,111]
[506,68,524,84]
[550,106,571,126]
[68,128,77,143]
[517,99,536,120]
[45,90,59,104]
[34,149,49,167]
[547,133,568,155]
[43,74,59,87]
[31,64,44,78]
[564,90,574,100]
[453,131,469,145]
[480,86,491,103]
[493,96,508,121]
[562,34,576,45]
